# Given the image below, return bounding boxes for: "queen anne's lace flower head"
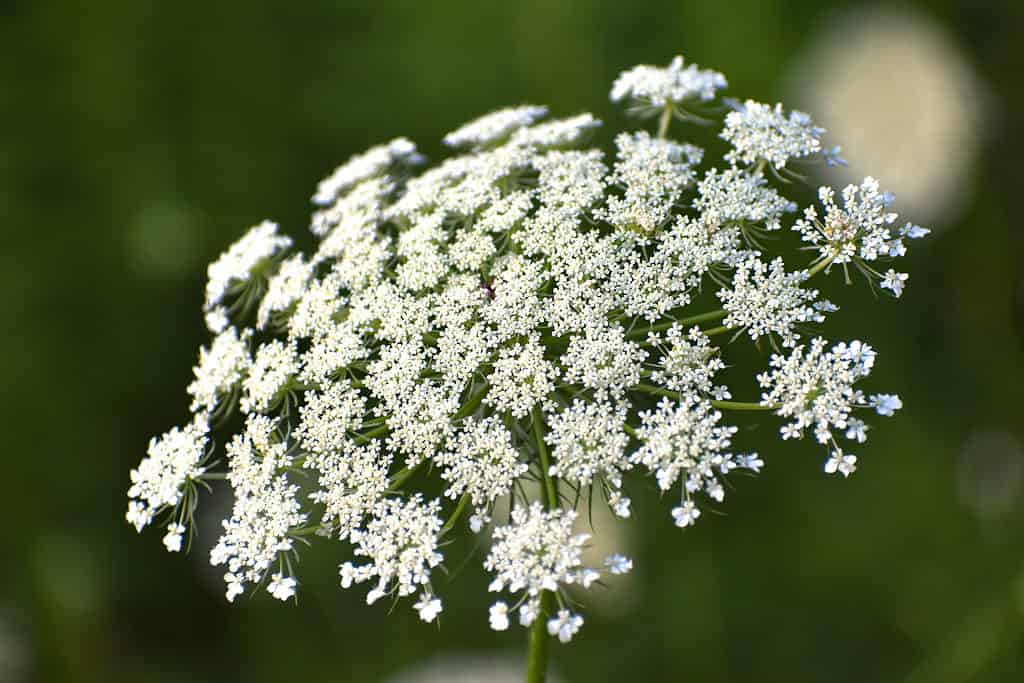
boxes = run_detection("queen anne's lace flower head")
[342,494,444,607]
[485,336,558,418]
[559,325,647,400]
[128,54,925,643]
[240,340,300,414]
[257,254,314,329]
[511,113,602,149]
[648,324,724,395]
[757,338,900,472]
[631,395,758,515]
[483,503,612,641]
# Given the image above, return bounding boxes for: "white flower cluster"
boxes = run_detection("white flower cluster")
[444,106,549,149]
[127,56,925,643]
[341,494,445,621]
[718,256,823,348]
[610,55,727,111]
[597,131,702,232]
[126,413,209,535]
[648,324,724,395]
[632,396,760,514]
[437,417,528,506]
[187,326,251,414]
[210,416,307,602]
[758,339,900,474]
[484,503,622,641]
[694,167,796,231]
[545,399,632,510]
[721,100,825,169]
[793,177,929,296]
[203,220,292,333]
[560,325,647,400]
[312,137,423,206]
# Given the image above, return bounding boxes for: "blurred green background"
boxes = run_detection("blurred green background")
[3,0,1023,681]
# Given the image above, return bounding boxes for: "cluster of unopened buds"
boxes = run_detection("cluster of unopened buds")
[127,55,926,643]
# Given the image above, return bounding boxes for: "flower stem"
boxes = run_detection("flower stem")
[806,255,834,278]
[532,407,559,510]
[631,382,677,399]
[454,381,490,420]
[388,463,420,490]
[657,104,672,139]
[631,383,775,411]
[440,493,471,535]
[682,309,728,325]
[526,590,554,683]
[625,309,727,340]
[353,423,389,443]
[527,407,559,683]
[711,399,776,411]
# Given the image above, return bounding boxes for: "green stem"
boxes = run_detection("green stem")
[703,325,729,336]
[711,399,776,411]
[806,255,834,278]
[531,407,559,510]
[625,309,726,340]
[681,309,727,325]
[631,383,775,411]
[526,408,559,683]
[388,463,420,490]
[440,493,471,535]
[657,104,672,139]
[526,591,554,683]
[353,424,389,443]
[454,382,490,420]
[632,383,677,399]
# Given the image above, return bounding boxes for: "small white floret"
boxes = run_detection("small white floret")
[870,394,903,417]
[672,501,701,528]
[547,609,584,643]
[489,602,510,631]
[162,523,186,553]
[824,450,858,477]
[414,593,443,622]
[267,573,297,601]
[604,554,633,575]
